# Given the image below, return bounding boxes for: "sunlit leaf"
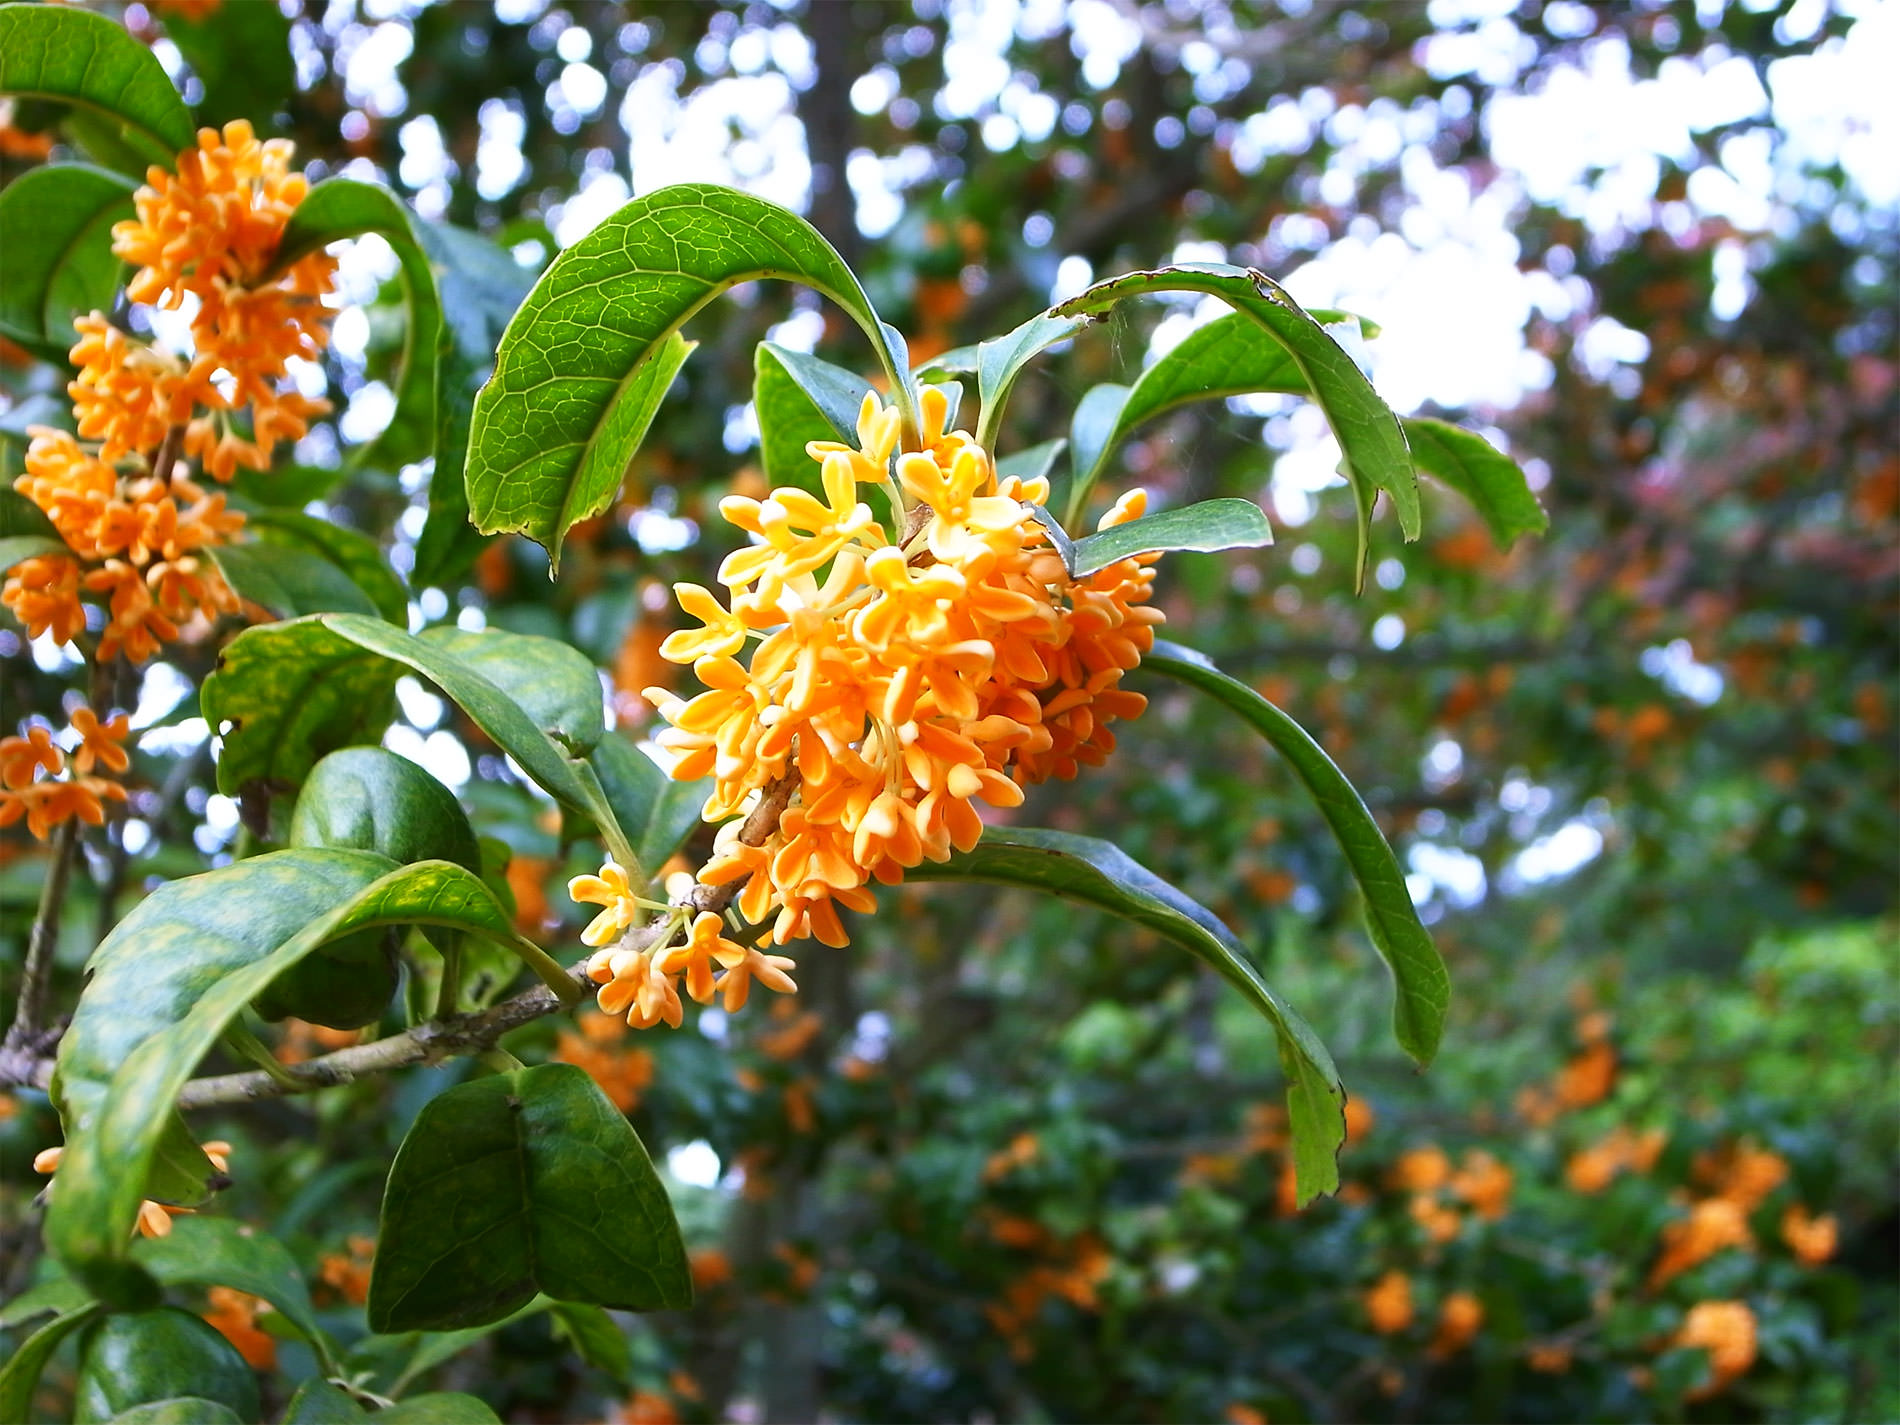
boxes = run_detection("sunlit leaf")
[973,311,1090,449]
[0,6,194,170]
[467,184,912,567]
[1403,416,1549,548]
[1144,640,1448,1066]
[1068,498,1272,577]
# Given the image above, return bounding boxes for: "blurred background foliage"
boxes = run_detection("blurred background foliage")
[2,0,1894,1421]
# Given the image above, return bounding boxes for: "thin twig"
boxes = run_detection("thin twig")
[2,818,83,1066]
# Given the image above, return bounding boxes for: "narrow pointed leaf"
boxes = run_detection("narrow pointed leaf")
[0,1303,101,1424]
[0,6,195,168]
[272,179,442,467]
[46,852,558,1301]
[1065,382,1130,516]
[1054,266,1416,587]
[913,826,1344,1202]
[412,222,537,588]
[995,437,1066,487]
[0,163,135,363]
[588,735,711,883]
[368,1063,692,1331]
[1402,416,1548,548]
[1144,639,1447,1065]
[466,184,911,566]
[1069,498,1271,578]
[973,311,1090,449]
[753,341,871,495]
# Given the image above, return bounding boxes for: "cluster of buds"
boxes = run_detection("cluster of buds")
[3,120,335,662]
[0,706,131,840]
[572,385,1163,1026]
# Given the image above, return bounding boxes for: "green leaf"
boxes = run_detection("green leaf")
[753,341,872,496]
[0,163,136,363]
[382,1297,551,1396]
[0,1301,101,1425]
[46,850,555,1301]
[549,1301,633,1387]
[280,1379,369,1425]
[152,0,292,133]
[290,747,481,874]
[1402,416,1548,548]
[230,462,347,509]
[1068,498,1272,578]
[1054,266,1417,588]
[1144,640,1448,1066]
[273,179,442,468]
[914,344,978,378]
[973,311,1090,450]
[0,6,195,169]
[413,621,606,762]
[376,1395,503,1425]
[73,1308,258,1424]
[246,509,409,624]
[588,734,709,883]
[0,533,68,574]
[912,826,1344,1203]
[412,222,537,589]
[104,1399,245,1425]
[201,616,401,800]
[466,183,912,568]
[208,541,381,620]
[130,1216,333,1368]
[0,1274,91,1329]
[1063,382,1130,517]
[367,1063,692,1331]
[995,437,1066,487]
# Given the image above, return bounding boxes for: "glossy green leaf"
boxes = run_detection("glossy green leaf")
[230,462,347,509]
[1054,266,1417,587]
[273,179,442,467]
[413,221,538,588]
[376,1395,503,1425]
[153,0,292,133]
[913,826,1344,1203]
[368,1063,692,1331]
[589,734,710,884]
[1402,416,1549,548]
[410,621,606,760]
[1063,382,1130,517]
[0,6,195,169]
[466,184,911,567]
[131,1216,332,1366]
[208,541,381,620]
[201,616,401,799]
[0,163,135,363]
[1068,498,1272,578]
[105,1400,246,1425]
[754,341,873,495]
[280,1379,369,1425]
[47,851,560,1301]
[973,311,1091,450]
[73,1308,258,1424]
[246,509,409,625]
[382,1297,552,1396]
[1144,639,1447,1066]
[0,1301,100,1425]
[290,747,481,874]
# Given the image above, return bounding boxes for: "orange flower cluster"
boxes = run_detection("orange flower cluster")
[317,1235,376,1306]
[574,386,1160,1027]
[1428,1290,1485,1358]
[33,1137,231,1238]
[1649,1197,1754,1288]
[1780,1203,1838,1267]
[0,706,130,841]
[983,1229,1112,1359]
[1565,1123,1667,1194]
[553,1010,655,1113]
[4,120,335,656]
[1674,1299,1758,1399]
[1364,1269,1413,1334]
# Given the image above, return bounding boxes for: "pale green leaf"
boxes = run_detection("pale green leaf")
[1068,498,1272,577]
[1402,416,1549,549]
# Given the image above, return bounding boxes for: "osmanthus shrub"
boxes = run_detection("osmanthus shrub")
[0,4,1544,1415]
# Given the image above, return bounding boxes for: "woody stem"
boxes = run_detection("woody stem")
[2,817,82,1063]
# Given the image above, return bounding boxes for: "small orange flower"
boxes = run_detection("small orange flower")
[1650,1198,1753,1289]
[569,859,642,948]
[1675,1299,1758,1398]
[1,553,86,645]
[317,1235,375,1306]
[68,707,131,776]
[1780,1204,1837,1267]
[1389,1145,1451,1194]
[34,1139,230,1237]
[1449,1150,1512,1220]
[0,726,63,789]
[202,1286,276,1369]
[1428,1290,1484,1358]
[1364,1270,1413,1334]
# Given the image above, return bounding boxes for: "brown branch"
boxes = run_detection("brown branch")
[2,819,83,1071]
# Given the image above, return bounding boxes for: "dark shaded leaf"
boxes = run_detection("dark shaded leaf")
[131,1216,334,1369]
[376,1396,503,1425]
[280,1380,369,1425]
[753,341,872,496]
[245,509,409,624]
[208,541,380,620]
[368,1064,692,1331]
[0,163,135,362]
[155,0,292,133]
[289,747,481,874]
[0,1302,100,1424]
